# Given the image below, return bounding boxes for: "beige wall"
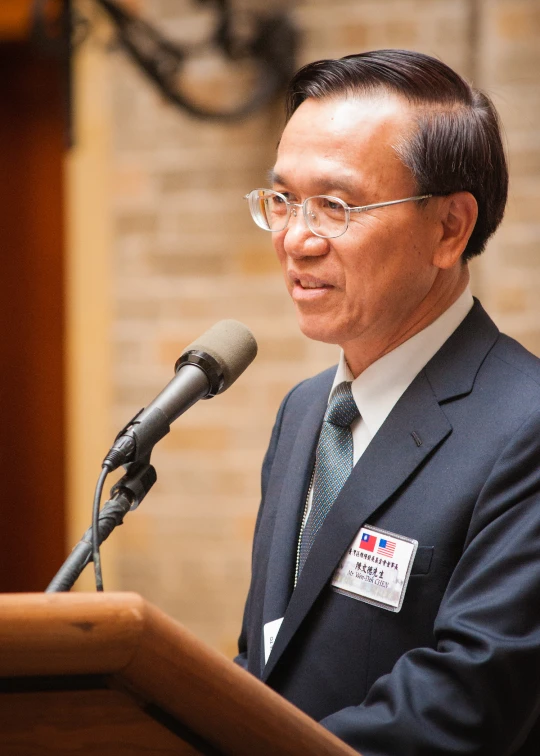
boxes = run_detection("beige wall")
[66,7,116,591]
[67,0,540,656]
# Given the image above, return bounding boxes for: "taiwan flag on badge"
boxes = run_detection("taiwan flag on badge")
[361,532,377,552]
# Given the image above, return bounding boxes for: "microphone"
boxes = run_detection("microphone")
[103,319,258,471]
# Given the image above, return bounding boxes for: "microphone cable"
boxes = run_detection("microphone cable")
[92,464,112,591]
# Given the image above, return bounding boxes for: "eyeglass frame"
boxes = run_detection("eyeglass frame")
[244,188,433,239]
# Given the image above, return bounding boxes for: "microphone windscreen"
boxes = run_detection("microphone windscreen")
[181,319,258,393]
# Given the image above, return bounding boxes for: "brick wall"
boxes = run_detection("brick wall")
[100,0,540,655]
[474,0,540,354]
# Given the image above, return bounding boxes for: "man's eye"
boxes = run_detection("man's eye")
[319,198,345,216]
[272,192,292,203]
[269,194,288,211]
[318,197,344,210]
[325,200,343,211]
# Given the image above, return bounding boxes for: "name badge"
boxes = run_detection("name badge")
[331,524,418,612]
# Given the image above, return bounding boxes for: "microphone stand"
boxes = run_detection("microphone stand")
[46,458,157,593]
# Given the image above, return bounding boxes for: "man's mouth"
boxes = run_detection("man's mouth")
[291,273,333,290]
[301,280,332,290]
[289,274,335,301]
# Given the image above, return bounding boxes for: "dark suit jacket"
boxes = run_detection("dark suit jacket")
[236,301,540,755]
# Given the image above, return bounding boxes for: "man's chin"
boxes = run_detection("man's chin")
[296,315,343,346]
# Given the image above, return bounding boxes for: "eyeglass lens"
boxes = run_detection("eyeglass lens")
[250,191,348,238]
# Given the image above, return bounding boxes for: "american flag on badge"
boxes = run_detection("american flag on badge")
[377,538,396,557]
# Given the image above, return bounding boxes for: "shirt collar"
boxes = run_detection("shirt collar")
[332,287,474,438]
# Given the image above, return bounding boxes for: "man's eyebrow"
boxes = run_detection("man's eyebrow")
[267,168,282,185]
[267,168,362,196]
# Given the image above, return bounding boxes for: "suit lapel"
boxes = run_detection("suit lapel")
[262,301,500,682]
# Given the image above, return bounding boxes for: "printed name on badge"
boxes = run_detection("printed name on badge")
[331,525,418,612]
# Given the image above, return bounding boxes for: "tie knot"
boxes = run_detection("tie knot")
[324,381,359,427]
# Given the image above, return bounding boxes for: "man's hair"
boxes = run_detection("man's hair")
[285,49,508,261]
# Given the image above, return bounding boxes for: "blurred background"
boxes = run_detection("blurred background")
[0,0,538,659]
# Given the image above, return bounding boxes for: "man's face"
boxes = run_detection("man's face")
[271,95,444,362]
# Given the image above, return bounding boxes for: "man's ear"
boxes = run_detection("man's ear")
[433,191,478,269]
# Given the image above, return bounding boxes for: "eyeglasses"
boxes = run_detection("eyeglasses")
[244,189,433,239]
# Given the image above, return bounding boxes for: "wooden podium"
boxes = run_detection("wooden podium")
[0,592,358,755]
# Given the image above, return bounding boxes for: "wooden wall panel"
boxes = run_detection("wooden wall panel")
[0,43,66,591]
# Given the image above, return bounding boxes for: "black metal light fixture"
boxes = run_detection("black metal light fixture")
[32,0,298,126]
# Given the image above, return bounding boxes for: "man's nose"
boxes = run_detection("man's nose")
[282,207,329,258]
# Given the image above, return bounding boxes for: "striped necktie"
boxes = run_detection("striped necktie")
[297,381,359,577]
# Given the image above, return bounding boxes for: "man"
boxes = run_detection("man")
[237,50,540,755]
